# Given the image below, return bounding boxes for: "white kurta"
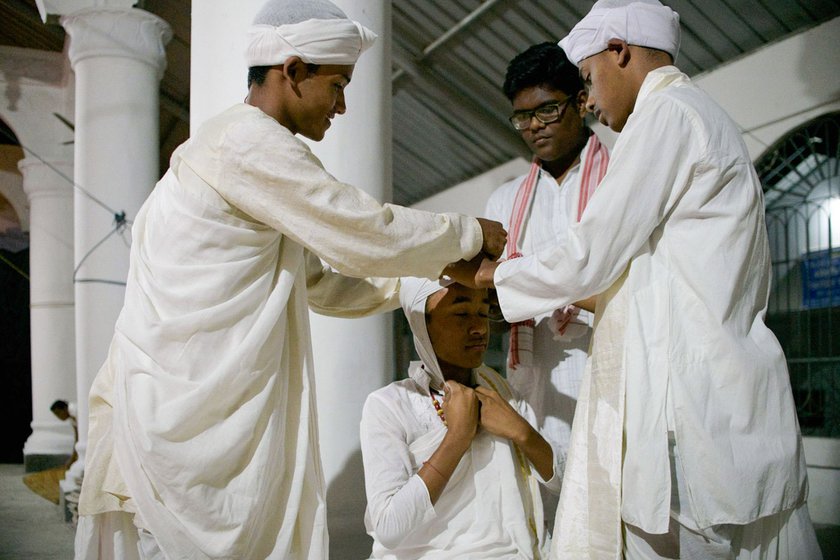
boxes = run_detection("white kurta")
[494,67,808,553]
[77,103,483,560]
[484,142,599,525]
[360,363,562,560]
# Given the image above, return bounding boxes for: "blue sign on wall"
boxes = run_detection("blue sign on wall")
[801,248,840,309]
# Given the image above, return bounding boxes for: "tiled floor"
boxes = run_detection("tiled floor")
[1,462,838,559]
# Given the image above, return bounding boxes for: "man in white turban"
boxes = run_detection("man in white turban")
[461,1,822,558]
[74,0,506,558]
[359,277,562,559]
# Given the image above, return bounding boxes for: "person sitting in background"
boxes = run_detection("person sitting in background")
[50,399,77,468]
[360,277,561,559]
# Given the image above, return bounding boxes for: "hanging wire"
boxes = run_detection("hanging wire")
[0,126,132,225]
[0,124,134,285]
[72,211,129,287]
[0,251,29,281]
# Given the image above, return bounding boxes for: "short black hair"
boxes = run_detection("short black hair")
[248,65,272,88]
[503,42,583,101]
[50,399,68,412]
[247,63,322,88]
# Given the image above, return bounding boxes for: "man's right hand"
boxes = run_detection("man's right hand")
[442,381,480,446]
[476,218,507,261]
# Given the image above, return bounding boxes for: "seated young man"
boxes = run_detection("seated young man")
[360,277,562,559]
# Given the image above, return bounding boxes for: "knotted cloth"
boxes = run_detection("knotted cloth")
[559,0,680,66]
[246,0,377,67]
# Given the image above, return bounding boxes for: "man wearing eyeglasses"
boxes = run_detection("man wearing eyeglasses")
[483,41,609,532]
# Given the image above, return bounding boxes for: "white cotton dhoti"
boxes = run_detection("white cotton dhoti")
[75,511,142,560]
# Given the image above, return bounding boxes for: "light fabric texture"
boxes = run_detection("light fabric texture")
[397,276,453,391]
[361,366,561,558]
[624,504,821,560]
[493,67,810,557]
[484,135,607,527]
[75,511,142,560]
[246,0,376,67]
[559,0,680,66]
[550,270,630,558]
[359,277,561,559]
[76,103,484,559]
[622,434,822,559]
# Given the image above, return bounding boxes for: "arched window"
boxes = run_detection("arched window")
[756,112,840,437]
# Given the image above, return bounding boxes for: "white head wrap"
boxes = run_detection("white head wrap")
[559,0,680,66]
[399,277,455,390]
[246,0,377,67]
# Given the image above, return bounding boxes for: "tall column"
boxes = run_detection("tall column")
[60,7,171,496]
[190,0,264,132]
[19,158,76,472]
[308,2,392,557]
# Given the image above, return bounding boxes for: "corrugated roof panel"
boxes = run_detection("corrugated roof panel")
[4,0,838,207]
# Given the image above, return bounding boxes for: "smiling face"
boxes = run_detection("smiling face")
[578,48,637,132]
[248,59,354,141]
[289,64,354,141]
[511,85,587,164]
[425,284,490,378]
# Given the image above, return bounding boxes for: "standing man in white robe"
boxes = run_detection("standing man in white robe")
[360,278,562,559]
[74,1,506,558]
[484,42,609,529]
[460,0,823,558]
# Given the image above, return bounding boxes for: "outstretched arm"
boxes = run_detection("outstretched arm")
[208,114,488,280]
[305,251,400,317]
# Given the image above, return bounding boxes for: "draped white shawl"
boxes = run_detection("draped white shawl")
[78,104,484,559]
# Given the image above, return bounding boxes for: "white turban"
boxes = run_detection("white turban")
[559,0,680,66]
[399,277,454,390]
[246,0,377,67]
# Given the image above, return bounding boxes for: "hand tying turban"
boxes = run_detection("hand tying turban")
[559,0,680,66]
[246,0,377,67]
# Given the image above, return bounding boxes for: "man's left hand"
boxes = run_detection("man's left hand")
[475,386,528,443]
[443,256,500,289]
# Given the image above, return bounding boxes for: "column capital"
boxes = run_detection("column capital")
[18,157,74,200]
[61,8,172,79]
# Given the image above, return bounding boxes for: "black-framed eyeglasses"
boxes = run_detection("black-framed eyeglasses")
[509,97,573,131]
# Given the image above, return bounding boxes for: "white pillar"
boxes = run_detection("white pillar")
[190,1,264,131]
[19,158,77,471]
[60,7,171,491]
[308,2,392,556]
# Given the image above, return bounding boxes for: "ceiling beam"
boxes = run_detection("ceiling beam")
[421,0,503,60]
[391,45,529,161]
[392,0,503,83]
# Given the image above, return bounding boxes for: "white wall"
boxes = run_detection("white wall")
[412,157,529,214]
[694,16,840,160]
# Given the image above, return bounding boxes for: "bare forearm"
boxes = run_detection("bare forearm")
[419,434,471,504]
[513,425,555,482]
